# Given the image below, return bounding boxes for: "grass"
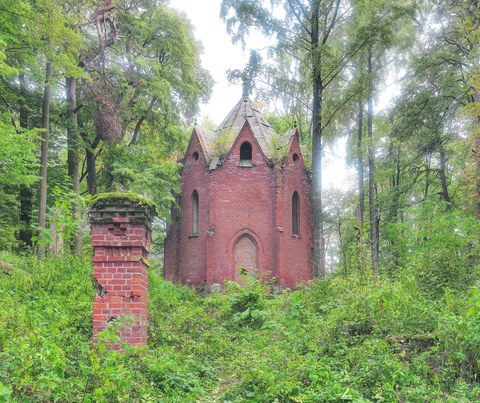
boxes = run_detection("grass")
[1,251,480,401]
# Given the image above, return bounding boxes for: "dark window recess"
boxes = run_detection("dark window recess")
[240,142,252,160]
[292,191,300,235]
[293,153,299,162]
[192,152,199,161]
[192,190,199,235]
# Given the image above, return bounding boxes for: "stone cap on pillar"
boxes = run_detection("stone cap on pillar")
[88,192,157,225]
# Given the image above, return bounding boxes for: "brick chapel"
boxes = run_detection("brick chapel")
[164,95,312,289]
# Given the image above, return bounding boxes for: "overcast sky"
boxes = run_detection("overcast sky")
[172,0,252,124]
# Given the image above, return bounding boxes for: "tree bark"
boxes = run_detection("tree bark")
[476,128,480,221]
[473,91,480,221]
[86,146,97,196]
[367,46,379,275]
[310,1,326,278]
[357,99,365,231]
[438,145,451,206]
[18,73,33,247]
[66,76,81,253]
[356,99,365,272]
[37,61,53,260]
[424,155,431,200]
[19,73,29,128]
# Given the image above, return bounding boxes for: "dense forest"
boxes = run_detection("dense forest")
[1,0,480,401]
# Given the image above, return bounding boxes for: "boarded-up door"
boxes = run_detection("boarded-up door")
[234,235,258,281]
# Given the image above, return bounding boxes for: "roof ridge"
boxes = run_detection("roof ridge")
[196,96,295,162]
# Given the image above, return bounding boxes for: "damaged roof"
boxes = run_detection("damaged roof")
[195,96,295,161]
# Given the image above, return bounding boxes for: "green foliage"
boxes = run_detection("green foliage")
[3,251,480,401]
[99,142,180,221]
[89,191,157,211]
[33,179,83,248]
[0,124,39,249]
[380,201,480,296]
[211,128,236,158]
[268,132,290,165]
[224,277,270,329]
[0,0,212,254]
[0,252,93,400]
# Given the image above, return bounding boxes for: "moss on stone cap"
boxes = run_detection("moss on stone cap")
[89,192,157,214]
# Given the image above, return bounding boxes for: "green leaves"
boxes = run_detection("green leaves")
[2,251,480,400]
[0,125,39,249]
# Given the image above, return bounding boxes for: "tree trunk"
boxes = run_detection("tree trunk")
[438,145,451,206]
[310,1,326,278]
[19,73,29,128]
[18,73,33,248]
[337,216,346,274]
[476,129,480,221]
[476,134,480,221]
[357,99,365,231]
[356,99,365,272]
[388,145,401,271]
[424,155,431,200]
[66,76,81,253]
[86,146,97,196]
[472,91,480,221]
[19,187,33,247]
[367,46,379,275]
[393,147,401,222]
[37,61,53,260]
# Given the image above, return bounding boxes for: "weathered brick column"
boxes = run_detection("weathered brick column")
[89,193,156,348]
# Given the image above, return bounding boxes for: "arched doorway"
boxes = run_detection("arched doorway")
[233,235,258,281]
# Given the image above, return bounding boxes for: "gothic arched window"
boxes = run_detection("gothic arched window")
[192,190,199,235]
[292,191,300,235]
[240,141,252,161]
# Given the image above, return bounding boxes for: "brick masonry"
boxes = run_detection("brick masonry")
[165,120,312,289]
[89,196,155,348]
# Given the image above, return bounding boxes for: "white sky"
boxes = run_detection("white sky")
[172,0,252,124]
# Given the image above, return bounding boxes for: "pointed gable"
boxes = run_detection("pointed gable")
[215,96,278,158]
[281,128,297,147]
[193,127,217,159]
[193,96,301,168]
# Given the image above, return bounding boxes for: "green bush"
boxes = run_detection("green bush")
[2,251,480,401]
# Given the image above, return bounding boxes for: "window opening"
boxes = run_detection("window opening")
[192,152,199,161]
[292,191,300,235]
[240,141,252,160]
[192,190,199,235]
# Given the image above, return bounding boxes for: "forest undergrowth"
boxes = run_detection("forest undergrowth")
[1,251,480,402]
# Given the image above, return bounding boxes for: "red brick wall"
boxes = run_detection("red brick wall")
[206,123,277,284]
[164,130,209,285]
[277,135,313,287]
[165,124,312,289]
[90,200,153,348]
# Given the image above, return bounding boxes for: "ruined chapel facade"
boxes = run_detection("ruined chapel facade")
[164,96,312,288]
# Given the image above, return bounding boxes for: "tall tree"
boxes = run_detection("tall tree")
[37,60,52,259]
[221,0,376,277]
[348,0,416,274]
[37,0,82,258]
[436,0,480,220]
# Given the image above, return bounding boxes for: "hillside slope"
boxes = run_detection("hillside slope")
[1,252,479,401]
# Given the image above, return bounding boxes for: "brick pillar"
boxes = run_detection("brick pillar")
[89,194,156,348]
[273,164,284,283]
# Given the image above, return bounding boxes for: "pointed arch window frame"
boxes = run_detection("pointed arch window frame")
[192,190,199,236]
[292,191,300,236]
[239,141,253,167]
